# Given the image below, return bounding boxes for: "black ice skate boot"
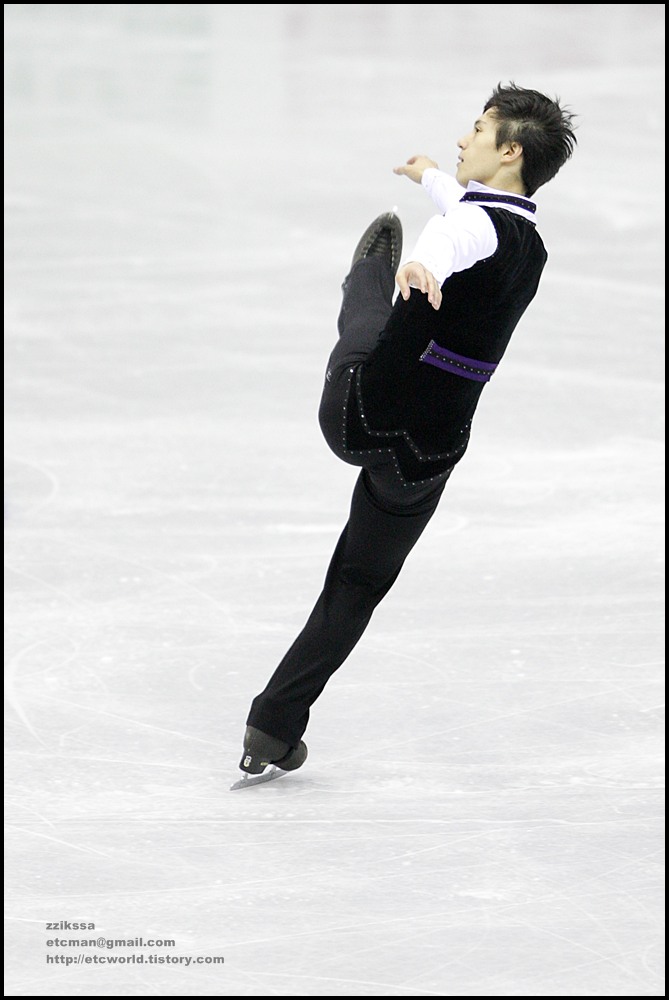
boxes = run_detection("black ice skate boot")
[350,212,403,273]
[238,725,308,775]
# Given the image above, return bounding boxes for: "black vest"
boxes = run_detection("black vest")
[345,206,548,482]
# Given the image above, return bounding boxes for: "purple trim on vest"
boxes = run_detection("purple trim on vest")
[461,191,537,213]
[419,340,498,383]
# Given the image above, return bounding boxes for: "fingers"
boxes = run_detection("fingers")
[393,155,438,179]
[393,155,429,182]
[419,269,441,309]
[396,268,411,301]
[423,267,442,309]
[427,274,442,310]
[393,155,418,176]
[396,264,442,309]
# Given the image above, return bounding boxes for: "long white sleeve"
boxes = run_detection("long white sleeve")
[408,204,498,286]
[421,168,465,214]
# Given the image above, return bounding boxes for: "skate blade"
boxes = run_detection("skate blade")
[229,765,287,791]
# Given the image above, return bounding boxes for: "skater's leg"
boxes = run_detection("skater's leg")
[321,210,401,399]
[246,467,449,746]
[329,255,396,372]
[238,213,407,759]
[318,256,396,462]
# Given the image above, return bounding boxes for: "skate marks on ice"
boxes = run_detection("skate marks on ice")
[4,2,665,996]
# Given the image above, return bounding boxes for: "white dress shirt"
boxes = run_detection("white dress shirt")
[408,169,538,286]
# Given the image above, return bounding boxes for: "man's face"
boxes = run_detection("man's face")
[455,108,505,188]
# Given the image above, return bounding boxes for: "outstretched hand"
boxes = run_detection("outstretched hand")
[393,155,439,184]
[396,262,442,310]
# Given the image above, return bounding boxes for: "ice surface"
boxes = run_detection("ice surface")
[4,4,664,996]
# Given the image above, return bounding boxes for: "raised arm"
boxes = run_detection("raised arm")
[394,156,464,214]
[393,155,440,184]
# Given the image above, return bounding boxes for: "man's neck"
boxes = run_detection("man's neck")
[468,178,528,198]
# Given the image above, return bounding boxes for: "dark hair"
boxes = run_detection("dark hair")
[483,82,577,197]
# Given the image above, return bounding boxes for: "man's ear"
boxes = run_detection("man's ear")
[501,142,523,165]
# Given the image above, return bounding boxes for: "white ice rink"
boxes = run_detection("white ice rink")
[4,4,665,996]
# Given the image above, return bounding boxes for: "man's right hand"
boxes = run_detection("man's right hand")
[393,155,439,184]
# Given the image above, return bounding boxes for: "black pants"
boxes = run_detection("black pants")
[246,258,451,746]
